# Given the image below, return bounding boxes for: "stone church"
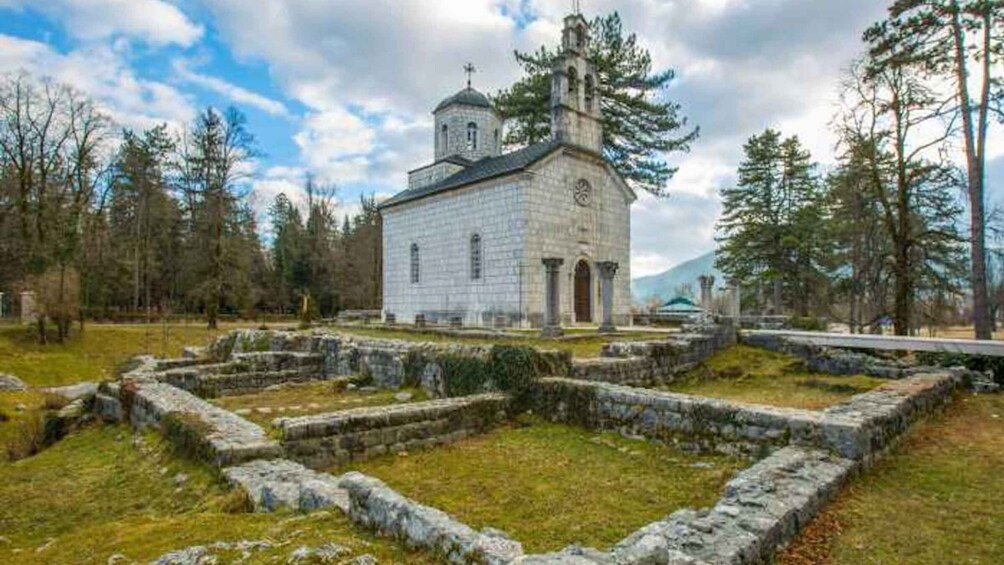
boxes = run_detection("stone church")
[380,13,635,330]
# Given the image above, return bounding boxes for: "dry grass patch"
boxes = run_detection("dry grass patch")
[343,416,745,553]
[212,381,428,427]
[0,323,271,387]
[779,393,1004,565]
[0,424,435,564]
[664,346,886,410]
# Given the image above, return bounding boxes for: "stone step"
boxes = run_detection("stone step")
[223,459,349,513]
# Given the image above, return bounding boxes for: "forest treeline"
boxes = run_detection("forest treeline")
[716,1,1003,336]
[0,74,381,341]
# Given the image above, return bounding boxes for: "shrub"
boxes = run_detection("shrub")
[4,411,46,462]
[0,410,9,423]
[915,352,1004,385]
[41,393,69,411]
[161,412,214,462]
[217,487,255,514]
[440,346,571,399]
[791,317,828,332]
[119,380,140,423]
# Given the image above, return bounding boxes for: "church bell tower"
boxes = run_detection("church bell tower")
[551,12,602,153]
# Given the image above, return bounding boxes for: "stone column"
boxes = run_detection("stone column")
[726,281,741,319]
[542,258,564,338]
[597,261,619,333]
[698,275,716,313]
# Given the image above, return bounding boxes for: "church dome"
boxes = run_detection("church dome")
[434,87,492,113]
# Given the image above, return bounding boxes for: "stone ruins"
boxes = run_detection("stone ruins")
[83,321,993,564]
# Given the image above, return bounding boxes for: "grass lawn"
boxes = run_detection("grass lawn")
[779,392,1004,565]
[211,381,428,428]
[343,417,745,553]
[0,423,435,564]
[0,323,265,387]
[330,325,671,359]
[663,345,887,410]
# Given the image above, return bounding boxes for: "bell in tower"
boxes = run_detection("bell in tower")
[551,12,602,152]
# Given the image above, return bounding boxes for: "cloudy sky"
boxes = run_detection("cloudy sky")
[1,0,1000,278]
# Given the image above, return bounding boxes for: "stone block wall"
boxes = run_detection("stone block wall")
[154,351,326,397]
[222,329,569,397]
[382,175,528,327]
[276,393,511,469]
[339,472,522,565]
[530,370,963,461]
[570,322,737,386]
[127,381,282,467]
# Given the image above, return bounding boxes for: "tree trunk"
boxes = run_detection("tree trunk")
[949,1,992,339]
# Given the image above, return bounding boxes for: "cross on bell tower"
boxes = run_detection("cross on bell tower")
[464,63,476,88]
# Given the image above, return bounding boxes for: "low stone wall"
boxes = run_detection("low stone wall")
[128,381,283,466]
[277,393,511,468]
[571,323,737,387]
[155,351,327,397]
[210,329,570,397]
[743,332,1000,393]
[339,472,523,565]
[223,459,349,513]
[606,446,856,565]
[531,370,963,461]
[743,332,920,379]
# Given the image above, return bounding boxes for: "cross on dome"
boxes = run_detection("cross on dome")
[464,63,476,88]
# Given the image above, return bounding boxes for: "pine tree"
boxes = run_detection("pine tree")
[180,107,259,329]
[715,130,830,315]
[494,12,698,196]
[107,125,180,318]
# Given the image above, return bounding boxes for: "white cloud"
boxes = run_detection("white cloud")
[0,34,196,132]
[173,60,290,117]
[1,0,203,47]
[294,108,376,184]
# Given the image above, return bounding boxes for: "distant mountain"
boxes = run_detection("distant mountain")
[631,251,723,305]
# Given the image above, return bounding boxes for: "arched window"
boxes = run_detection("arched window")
[494,129,499,150]
[584,75,595,110]
[470,234,482,281]
[575,26,584,49]
[567,67,578,95]
[410,244,420,284]
[466,122,478,151]
[440,125,449,152]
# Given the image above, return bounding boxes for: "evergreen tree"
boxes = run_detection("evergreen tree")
[715,130,831,315]
[106,126,180,317]
[179,107,260,329]
[494,12,698,196]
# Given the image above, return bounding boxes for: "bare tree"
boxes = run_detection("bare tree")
[866,0,1004,339]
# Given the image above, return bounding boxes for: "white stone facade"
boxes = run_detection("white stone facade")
[382,145,633,328]
[434,104,502,163]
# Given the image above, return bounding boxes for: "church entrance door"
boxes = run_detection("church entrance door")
[574,260,592,323]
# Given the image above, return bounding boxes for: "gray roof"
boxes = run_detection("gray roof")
[380,140,562,210]
[434,87,492,113]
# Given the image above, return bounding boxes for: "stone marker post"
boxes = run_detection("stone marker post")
[597,261,619,333]
[542,258,564,337]
[20,291,36,324]
[726,281,741,319]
